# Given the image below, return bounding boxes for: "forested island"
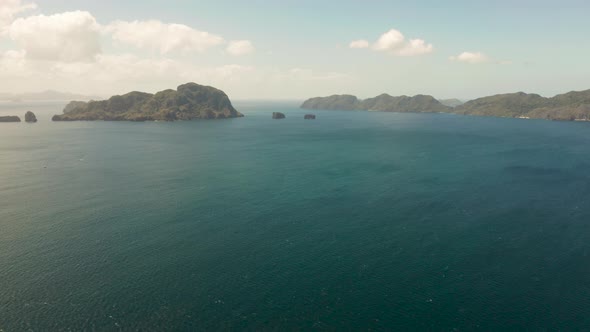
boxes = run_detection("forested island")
[52,83,243,121]
[301,89,590,121]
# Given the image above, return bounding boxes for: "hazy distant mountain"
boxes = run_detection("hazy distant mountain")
[52,83,243,121]
[301,93,450,113]
[0,90,100,102]
[302,89,590,121]
[439,98,464,107]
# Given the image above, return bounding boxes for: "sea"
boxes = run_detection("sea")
[1,100,590,330]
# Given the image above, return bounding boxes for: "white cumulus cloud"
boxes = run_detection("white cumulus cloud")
[349,39,369,49]
[50,55,255,86]
[0,3,265,97]
[449,52,489,64]
[0,46,356,99]
[395,38,434,56]
[226,40,254,56]
[372,29,433,56]
[0,48,257,95]
[9,11,101,62]
[106,20,224,54]
[373,29,406,51]
[352,29,433,56]
[0,0,36,35]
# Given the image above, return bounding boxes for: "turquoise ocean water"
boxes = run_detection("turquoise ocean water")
[1,101,590,330]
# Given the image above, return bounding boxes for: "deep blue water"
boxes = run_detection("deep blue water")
[2,101,590,330]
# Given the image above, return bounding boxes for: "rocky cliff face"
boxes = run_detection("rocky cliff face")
[53,83,243,121]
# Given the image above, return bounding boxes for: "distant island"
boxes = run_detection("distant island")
[301,94,450,113]
[0,116,21,122]
[0,90,100,102]
[25,111,37,123]
[439,98,465,107]
[301,89,590,121]
[52,83,243,121]
[272,112,286,119]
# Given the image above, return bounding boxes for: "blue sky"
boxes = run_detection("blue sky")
[1,0,589,99]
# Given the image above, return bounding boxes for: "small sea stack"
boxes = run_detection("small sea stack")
[25,111,37,123]
[304,114,316,119]
[272,112,286,119]
[0,116,21,122]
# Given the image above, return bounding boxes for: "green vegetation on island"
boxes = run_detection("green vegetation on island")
[455,90,590,121]
[52,83,243,122]
[360,94,450,113]
[301,95,360,110]
[301,89,590,121]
